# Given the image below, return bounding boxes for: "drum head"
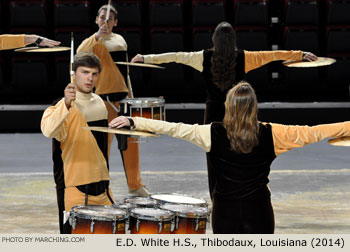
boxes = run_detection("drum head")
[124,197,158,207]
[113,203,133,212]
[71,205,127,221]
[130,208,174,221]
[151,193,207,206]
[120,97,165,108]
[160,204,209,218]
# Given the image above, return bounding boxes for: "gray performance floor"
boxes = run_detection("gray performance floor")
[0,133,349,233]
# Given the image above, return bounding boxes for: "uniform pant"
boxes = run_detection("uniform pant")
[104,101,143,190]
[211,187,275,234]
[57,186,115,234]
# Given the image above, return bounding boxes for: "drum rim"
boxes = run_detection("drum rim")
[129,207,174,222]
[120,97,165,107]
[124,196,158,207]
[71,205,128,221]
[150,193,208,206]
[159,204,210,218]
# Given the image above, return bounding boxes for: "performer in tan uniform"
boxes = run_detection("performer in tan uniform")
[77,4,148,197]
[0,34,60,50]
[110,81,350,233]
[41,52,114,233]
[131,21,317,198]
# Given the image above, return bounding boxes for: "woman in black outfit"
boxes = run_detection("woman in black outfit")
[110,82,350,233]
[131,22,317,199]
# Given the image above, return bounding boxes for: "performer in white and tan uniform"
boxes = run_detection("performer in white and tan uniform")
[110,81,350,234]
[41,52,114,234]
[77,4,148,197]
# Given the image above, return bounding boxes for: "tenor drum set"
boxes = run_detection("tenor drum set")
[68,193,210,234]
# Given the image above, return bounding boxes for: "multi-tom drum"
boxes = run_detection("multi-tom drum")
[129,208,174,234]
[160,204,209,234]
[119,97,165,120]
[69,205,127,234]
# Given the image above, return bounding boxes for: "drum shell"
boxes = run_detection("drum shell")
[128,207,174,234]
[173,216,207,234]
[159,203,209,234]
[71,218,126,234]
[119,97,165,120]
[69,205,127,234]
[129,216,172,234]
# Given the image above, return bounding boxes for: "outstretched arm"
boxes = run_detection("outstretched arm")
[109,116,212,152]
[270,121,350,156]
[0,34,60,50]
[131,51,204,72]
[244,50,317,73]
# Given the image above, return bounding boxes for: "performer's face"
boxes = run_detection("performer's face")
[74,66,99,93]
[95,9,117,34]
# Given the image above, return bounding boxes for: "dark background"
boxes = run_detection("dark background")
[1,0,350,131]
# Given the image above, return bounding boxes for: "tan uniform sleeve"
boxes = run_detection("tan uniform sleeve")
[133,117,211,152]
[0,34,25,50]
[41,99,70,142]
[143,51,204,72]
[77,34,98,53]
[270,122,350,156]
[244,50,303,73]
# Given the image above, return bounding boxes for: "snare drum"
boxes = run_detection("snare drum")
[124,196,158,208]
[69,205,127,234]
[119,97,165,120]
[129,208,174,234]
[160,204,209,234]
[150,193,208,207]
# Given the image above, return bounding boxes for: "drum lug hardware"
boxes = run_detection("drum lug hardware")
[125,219,130,231]
[206,214,210,229]
[71,217,77,230]
[158,221,162,234]
[171,219,175,233]
[136,218,140,232]
[112,221,117,234]
[90,219,95,234]
[195,218,199,231]
[175,215,179,230]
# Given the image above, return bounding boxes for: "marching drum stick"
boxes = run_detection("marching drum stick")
[100,0,112,44]
[125,53,134,98]
[105,0,111,23]
[70,32,75,107]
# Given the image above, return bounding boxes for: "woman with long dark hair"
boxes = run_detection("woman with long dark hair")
[131,21,317,124]
[109,81,350,233]
[131,22,317,198]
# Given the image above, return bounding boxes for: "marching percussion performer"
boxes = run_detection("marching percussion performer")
[110,81,350,234]
[0,34,60,50]
[41,52,115,234]
[131,21,318,199]
[77,3,149,197]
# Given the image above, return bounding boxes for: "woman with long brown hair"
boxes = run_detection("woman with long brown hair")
[131,22,317,199]
[109,81,350,233]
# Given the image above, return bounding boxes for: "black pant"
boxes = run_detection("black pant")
[211,187,275,234]
[56,187,71,234]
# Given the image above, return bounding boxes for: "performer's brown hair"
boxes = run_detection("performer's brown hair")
[223,81,259,153]
[97,4,118,20]
[211,22,237,91]
[73,52,102,72]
